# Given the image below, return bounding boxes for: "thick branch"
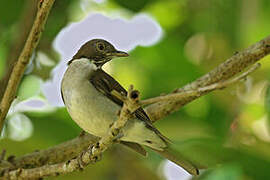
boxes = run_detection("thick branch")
[146,36,270,122]
[1,134,98,170]
[0,0,56,133]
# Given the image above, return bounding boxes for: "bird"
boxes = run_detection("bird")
[61,39,199,175]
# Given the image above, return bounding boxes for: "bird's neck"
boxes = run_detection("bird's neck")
[68,58,105,69]
[93,62,105,69]
[66,58,98,79]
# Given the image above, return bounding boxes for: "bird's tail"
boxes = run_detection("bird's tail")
[150,146,199,176]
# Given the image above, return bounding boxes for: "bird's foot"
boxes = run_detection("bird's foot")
[113,132,124,141]
[109,122,124,142]
[111,127,124,141]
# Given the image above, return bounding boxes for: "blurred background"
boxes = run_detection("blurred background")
[1,0,270,179]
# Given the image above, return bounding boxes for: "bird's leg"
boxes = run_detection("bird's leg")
[111,128,124,141]
[109,122,123,140]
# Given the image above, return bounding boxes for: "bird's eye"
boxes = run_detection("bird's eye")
[97,43,105,51]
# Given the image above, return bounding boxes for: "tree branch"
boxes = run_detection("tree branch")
[0,0,56,133]
[0,134,99,170]
[146,35,270,122]
[140,63,260,106]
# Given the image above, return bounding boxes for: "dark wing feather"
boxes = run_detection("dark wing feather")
[90,69,169,143]
[90,69,126,106]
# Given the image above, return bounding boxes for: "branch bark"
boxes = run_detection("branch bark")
[146,35,270,122]
[0,0,56,133]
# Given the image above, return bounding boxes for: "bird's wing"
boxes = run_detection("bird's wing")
[89,69,127,107]
[89,69,169,143]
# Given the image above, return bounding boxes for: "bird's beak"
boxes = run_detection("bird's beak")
[107,50,129,57]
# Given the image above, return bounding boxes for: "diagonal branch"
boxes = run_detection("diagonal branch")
[140,63,260,106]
[146,36,270,122]
[0,0,56,133]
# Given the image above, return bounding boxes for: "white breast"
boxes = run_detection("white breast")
[61,58,120,137]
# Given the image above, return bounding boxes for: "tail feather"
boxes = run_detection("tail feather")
[120,141,148,156]
[151,147,199,176]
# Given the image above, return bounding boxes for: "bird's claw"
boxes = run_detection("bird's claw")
[114,132,124,141]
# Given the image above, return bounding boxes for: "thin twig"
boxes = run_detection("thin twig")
[0,0,56,133]
[140,63,260,106]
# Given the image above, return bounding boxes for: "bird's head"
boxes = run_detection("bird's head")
[68,39,129,68]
